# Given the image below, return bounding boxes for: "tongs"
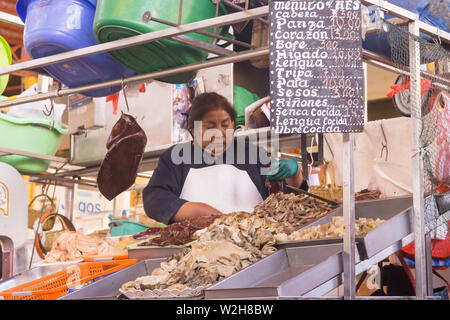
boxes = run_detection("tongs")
[286,184,340,207]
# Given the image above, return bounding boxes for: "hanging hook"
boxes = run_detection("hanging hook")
[380,122,389,161]
[42,98,55,131]
[309,135,315,166]
[42,98,54,117]
[436,27,442,45]
[324,135,334,161]
[121,78,130,114]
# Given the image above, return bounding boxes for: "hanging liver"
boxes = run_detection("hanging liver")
[97,113,147,200]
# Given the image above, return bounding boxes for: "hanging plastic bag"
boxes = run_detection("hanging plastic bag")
[373,158,413,197]
[6,84,66,126]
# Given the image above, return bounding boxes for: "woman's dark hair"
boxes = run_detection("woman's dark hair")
[186,92,237,132]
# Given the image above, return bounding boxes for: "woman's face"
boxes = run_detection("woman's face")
[193,109,234,156]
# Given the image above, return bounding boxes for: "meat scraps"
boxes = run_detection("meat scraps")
[44,231,116,263]
[97,113,147,200]
[253,192,333,232]
[132,215,220,246]
[265,178,284,195]
[121,211,282,293]
[355,189,381,201]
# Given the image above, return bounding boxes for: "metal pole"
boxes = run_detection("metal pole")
[29,176,97,188]
[425,233,434,295]
[0,11,24,26]
[318,133,324,164]
[363,62,368,123]
[408,19,427,300]
[113,197,118,219]
[68,183,77,222]
[343,132,356,299]
[65,186,74,220]
[178,0,183,26]
[0,147,69,163]
[301,134,308,183]
[170,35,234,56]
[214,0,219,35]
[0,47,269,109]
[149,15,256,48]
[220,0,269,25]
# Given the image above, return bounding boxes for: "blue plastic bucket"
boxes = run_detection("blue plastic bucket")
[363,0,449,63]
[18,0,135,97]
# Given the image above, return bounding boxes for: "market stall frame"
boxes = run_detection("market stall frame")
[0,0,448,300]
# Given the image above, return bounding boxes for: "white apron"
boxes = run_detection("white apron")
[179,164,263,214]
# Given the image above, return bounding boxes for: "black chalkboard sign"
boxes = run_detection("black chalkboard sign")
[269,0,365,134]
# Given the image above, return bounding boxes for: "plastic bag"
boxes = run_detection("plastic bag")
[6,84,66,126]
[373,159,413,197]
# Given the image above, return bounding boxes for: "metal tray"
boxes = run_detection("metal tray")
[354,196,413,260]
[127,240,195,261]
[286,196,414,260]
[60,258,166,300]
[205,243,344,299]
[205,196,415,299]
[275,238,344,250]
[60,257,204,300]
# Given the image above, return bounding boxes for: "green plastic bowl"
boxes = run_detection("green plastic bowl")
[0,113,68,174]
[93,0,229,84]
[109,219,166,237]
[0,36,12,96]
[233,86,260,126]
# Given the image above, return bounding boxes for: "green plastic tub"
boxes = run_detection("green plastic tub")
[93,0,229,84]
[109,219,166,237]
[0,36,12,96]
[233,86,260,126]
[0,113,68,174]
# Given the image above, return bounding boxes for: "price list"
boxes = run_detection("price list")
[269,0,365,134]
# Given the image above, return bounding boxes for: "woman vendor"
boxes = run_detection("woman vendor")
[143,92,307,224]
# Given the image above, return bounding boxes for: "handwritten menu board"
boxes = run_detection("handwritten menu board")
[269,0,364,134]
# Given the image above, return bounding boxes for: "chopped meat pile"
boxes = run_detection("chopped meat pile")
[355,189,381,201]
[265,178,284,195]
[132,215,220,246]
[121,212,282,293]
[44,231,116,263]
[253,192,333,233]
[275,216,385,242]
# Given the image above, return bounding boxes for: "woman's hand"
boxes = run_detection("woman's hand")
[267,159,303,188]
[171,202,222,222]
[267,159,299,180]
